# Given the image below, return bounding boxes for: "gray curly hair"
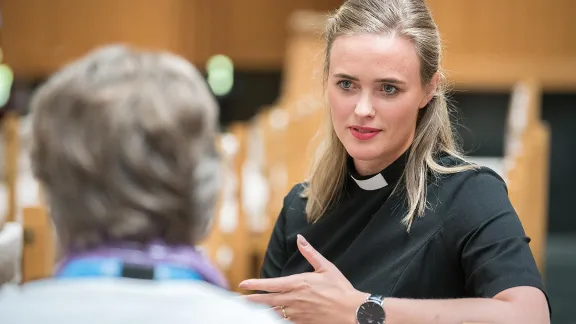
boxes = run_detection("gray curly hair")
[29,45,221,251]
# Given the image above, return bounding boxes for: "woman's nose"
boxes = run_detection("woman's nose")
[354,95,375,117]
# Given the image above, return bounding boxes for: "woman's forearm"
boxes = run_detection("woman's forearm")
[351,287,549,324]
[383,297,515,324]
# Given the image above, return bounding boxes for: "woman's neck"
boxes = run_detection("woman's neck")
[353,158,393,176]
[353,142,412,176]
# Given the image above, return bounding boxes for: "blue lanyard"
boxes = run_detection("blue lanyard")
[56,257,203,281]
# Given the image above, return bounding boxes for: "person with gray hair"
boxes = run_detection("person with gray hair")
[0,44,282,324]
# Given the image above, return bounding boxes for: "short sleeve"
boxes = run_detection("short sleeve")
[260,184,303,279]
[443,168,549,301]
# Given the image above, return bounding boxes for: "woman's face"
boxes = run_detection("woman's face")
[327,34,437,175]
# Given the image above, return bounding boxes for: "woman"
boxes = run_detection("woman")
[0,45,281,324]
[239,0,551,323]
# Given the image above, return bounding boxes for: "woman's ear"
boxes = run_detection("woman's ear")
[419,72,440,109]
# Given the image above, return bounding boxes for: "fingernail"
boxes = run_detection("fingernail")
[238,280,250,288]
[297,234,308,246]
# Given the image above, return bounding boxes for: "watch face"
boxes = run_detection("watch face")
[356,301,385,324]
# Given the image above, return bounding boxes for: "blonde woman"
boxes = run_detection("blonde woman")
[240,0,551,323]
[0,45,282,324]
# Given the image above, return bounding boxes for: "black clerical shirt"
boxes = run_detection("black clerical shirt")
[260,152,549,306]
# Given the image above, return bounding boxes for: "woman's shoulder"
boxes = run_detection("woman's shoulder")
[285,182,307,201]
[280,182,308,216]
[434,154,507,193]
[431,154,516,229]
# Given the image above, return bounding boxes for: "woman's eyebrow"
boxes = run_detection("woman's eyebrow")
[333,73,359,81]
[375,77,406,85]
[333,73,406,85]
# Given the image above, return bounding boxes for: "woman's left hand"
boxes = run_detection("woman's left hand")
[239,234,369,324]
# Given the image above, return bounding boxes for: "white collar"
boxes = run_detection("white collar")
[350,173,388,191]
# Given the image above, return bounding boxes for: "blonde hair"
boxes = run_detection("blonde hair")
[29,45,221,251]
[303,0,477,230]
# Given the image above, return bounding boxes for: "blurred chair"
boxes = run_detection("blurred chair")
[503,79,550,272]
[199,124,252,293]
[249,10,328,271]
[0,221,23,285]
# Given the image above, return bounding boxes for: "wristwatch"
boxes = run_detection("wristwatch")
[356,294,386,324]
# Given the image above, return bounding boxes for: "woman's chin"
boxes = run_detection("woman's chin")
[345,146,385,162]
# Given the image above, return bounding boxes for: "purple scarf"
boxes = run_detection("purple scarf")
[54,241,228,289]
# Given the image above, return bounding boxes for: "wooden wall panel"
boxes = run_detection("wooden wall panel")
[427,0,576,89]
[197,0,341,70]
[1,0,575,89]
[1,0,343,75]
[196,0,288,69]
[428,0,576,57]
[1,0,189,78]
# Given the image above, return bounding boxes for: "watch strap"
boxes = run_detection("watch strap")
[367,294,385,306]
[356,294,386,324]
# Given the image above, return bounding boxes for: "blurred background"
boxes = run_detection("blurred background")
[0,0,574,323]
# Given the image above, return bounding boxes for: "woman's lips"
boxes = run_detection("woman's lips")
[349,126,381,140]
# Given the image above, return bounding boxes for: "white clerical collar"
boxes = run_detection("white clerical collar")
[346,151,409,191]
[350,173,389,191]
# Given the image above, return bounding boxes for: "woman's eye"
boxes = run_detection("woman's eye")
[337,80,353,90]
[382,84,398,95]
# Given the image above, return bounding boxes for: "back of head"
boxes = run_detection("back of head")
[29,45,221,251]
